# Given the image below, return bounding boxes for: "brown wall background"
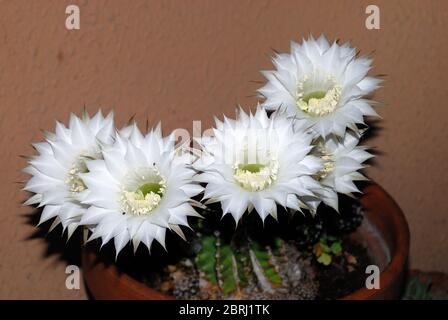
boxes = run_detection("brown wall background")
[0,0,447,298]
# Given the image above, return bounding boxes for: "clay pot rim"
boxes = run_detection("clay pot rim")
[341,183,410,299]
[83,182,410,300]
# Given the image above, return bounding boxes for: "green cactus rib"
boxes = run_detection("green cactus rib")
[196,235,218,284]
[234,249,249,287]
[196,234,285,295]
[218,244,238,294]
[250,242,283,285]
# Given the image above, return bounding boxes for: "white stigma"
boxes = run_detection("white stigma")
[233,160,278,192]
[120,166,166,216]
[296,74,341,117]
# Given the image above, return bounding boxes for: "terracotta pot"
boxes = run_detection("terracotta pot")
[82,182,410,300]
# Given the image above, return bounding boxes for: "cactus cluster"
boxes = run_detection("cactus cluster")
[195,233,284,297]
[183,197,365,299]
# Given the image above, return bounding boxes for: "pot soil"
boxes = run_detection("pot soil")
[82,182,410,300]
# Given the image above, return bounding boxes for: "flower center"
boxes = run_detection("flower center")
[296,73,341,117]
[314,143,334,180]
[120,167,166,216]
[65,159,88,193]
[233,161,278,192]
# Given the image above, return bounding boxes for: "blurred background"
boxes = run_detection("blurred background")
[0,0,447,298]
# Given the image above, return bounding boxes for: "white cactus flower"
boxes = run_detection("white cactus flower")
[194,107,322,223]
[258,35,381,138]
[23,111,115,238]
[79,123,203,256]
[312,131,373,211]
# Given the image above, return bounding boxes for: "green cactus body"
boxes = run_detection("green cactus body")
[234,249,249,287]
[250,242,283,285]
[196,234,284,296]
[217,244,238,294]
[196,235,218,284]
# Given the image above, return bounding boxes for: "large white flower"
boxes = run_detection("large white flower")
[194,107,323,223]
[312,131,373,211]
[79,124,202,256]
[23,111,115,238]
[258,35,381,137]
